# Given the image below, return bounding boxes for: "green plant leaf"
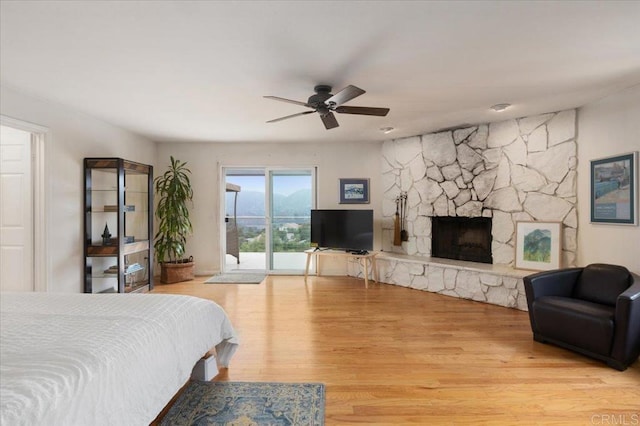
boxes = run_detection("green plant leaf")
[154,156,193,263]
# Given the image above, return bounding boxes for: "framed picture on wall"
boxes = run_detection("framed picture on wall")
[515,221,562,271]
[590,151,638,225]
[339,178,370,204]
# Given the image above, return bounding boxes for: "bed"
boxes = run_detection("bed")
[0,292,239,425]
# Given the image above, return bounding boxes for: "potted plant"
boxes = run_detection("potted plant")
[154,156,195,283]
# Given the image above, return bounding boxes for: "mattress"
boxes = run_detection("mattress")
[0,292,238,426]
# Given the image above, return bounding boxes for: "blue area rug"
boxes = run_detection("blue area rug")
[161,381,325,425]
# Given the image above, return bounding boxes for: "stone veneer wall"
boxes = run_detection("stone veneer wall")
[345,110,579,311]
[380,109,578,267]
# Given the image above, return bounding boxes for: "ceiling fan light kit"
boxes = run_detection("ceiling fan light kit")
[265,84,390,130]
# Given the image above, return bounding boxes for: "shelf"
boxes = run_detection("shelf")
[85,158,151,174]
[91,274,119,279]
[89,209,149,214]
[126,281,150,293]
[104,205,135,212]
[87,246,118,257]
[87,240,149,257]
[90,189,148,194]
[96,264,144,278]
[123,240,150,255]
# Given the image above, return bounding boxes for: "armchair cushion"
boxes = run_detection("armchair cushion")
[533,296,615,356]
[573,263,632,306]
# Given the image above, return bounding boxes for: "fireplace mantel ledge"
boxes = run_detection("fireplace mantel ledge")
[376,252,531,279]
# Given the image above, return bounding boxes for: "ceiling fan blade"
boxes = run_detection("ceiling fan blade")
[325,85,365,107]
[263,96,311,108]
[321,112,339,130]
[266,110,315,123]
[335,106,390,116]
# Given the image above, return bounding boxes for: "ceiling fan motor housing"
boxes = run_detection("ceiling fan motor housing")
[308,85,333,108]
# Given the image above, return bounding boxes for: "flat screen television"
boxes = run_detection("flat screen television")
[310,209,373,252]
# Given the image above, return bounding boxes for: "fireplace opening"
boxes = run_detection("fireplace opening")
[431,217,493,264]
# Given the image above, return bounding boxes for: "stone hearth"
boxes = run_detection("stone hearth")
[347,253,529,310]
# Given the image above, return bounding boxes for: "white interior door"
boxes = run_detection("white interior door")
[0,125,33,291]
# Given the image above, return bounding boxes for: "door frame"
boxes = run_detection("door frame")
[1,115,49,292]
[219,165,317,274]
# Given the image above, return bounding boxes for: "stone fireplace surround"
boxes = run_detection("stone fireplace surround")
[348,109,578,311]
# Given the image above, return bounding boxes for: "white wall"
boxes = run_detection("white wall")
[156,141,382,276]
[0,85,157,292]
[577,84,640,274]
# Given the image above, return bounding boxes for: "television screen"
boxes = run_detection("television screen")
[310,209,373,252]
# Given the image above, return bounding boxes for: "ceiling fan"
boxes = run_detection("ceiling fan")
[264,84,390,130]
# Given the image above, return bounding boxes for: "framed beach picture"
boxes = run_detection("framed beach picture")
[339,178,369,204]
[590,152,638,225]
[515,221,562,271]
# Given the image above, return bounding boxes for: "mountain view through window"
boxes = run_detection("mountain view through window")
[225,174,312,253]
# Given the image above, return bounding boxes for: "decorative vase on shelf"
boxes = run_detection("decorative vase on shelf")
[102,223,112,245]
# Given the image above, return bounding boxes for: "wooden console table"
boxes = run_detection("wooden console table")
[304,249,379,288]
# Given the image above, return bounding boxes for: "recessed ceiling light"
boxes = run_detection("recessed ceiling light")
[380,127,395,134]
[490,103,511,112]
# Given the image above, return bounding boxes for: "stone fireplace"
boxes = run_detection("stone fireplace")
[380,109,578,268]
[431,217,492,264]
[365,109,579,311]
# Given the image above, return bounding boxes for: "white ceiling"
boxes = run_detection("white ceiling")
[2,1,640,144]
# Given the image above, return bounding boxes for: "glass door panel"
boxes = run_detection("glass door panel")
[268,169,314,272]
[224,169,266,271]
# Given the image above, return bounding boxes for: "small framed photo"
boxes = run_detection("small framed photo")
[515,221,562,271]
[339,178,370,204]
[590,151,637,225]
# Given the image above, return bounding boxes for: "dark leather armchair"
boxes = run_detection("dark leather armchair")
[524,263,640,370]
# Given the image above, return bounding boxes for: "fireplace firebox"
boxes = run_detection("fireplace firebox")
[431,217,492,264]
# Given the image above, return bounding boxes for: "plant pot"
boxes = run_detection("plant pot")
[160,261,195,284]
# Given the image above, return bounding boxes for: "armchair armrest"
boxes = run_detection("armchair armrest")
[618,272,640,301]
[611,273,640,367]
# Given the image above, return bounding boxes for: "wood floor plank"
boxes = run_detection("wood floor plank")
[152,275,640,425]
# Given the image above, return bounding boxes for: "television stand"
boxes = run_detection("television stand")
[304,249,379,288]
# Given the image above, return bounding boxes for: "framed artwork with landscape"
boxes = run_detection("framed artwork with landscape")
[590,152,637,225]
[515,221,562,271]
[339,178,369,204]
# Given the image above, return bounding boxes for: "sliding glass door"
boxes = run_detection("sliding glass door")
[269,169,314,272]
[223,167,315,273]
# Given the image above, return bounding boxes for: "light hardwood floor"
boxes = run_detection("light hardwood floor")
[152,275,640,425]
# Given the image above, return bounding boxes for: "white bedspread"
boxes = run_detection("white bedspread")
[0,292,238,426]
